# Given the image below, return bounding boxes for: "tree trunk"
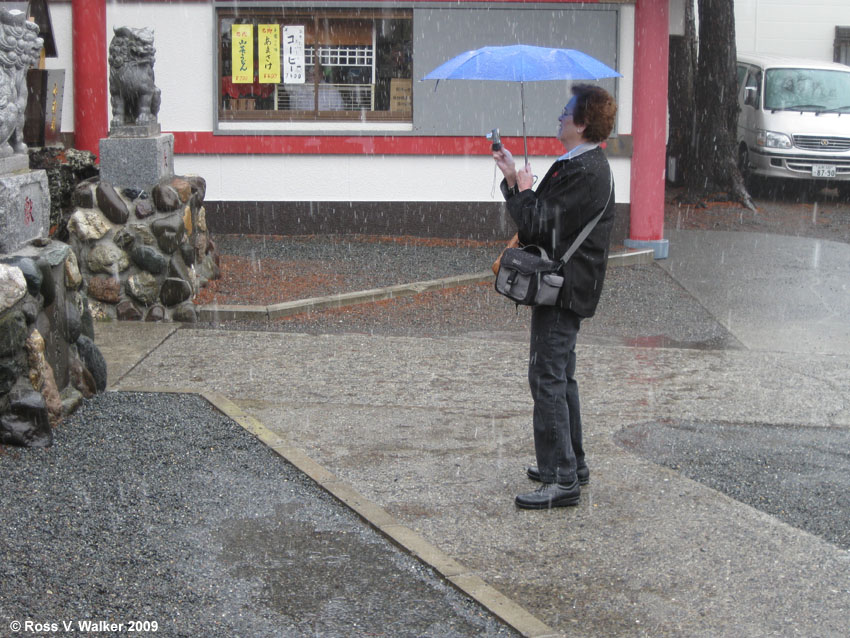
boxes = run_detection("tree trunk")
[666,0,696,186]
[687,0,755,209]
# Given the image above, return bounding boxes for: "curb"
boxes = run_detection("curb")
[113,386,563,638]
[197,248,655,323]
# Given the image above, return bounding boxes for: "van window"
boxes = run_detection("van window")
[764,68,850,111]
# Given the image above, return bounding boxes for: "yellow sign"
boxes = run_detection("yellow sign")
[258,24,280,84]
[232,24,254,84]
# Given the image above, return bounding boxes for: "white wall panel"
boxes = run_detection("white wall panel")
[735,0,850,60]
[174,154,632,204]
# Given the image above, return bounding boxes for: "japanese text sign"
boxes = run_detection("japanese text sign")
[259,24,281,83]
[232,24,254,84]
[283,25,305,84]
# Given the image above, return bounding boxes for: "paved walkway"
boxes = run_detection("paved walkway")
[95,230,850,638]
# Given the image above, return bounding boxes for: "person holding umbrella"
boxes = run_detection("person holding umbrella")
[492,83,618,510]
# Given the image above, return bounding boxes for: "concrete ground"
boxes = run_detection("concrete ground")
[93,227,850,638]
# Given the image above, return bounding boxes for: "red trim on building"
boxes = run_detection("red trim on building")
[171,132,567,156]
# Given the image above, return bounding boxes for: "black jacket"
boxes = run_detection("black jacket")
[501,146,616,317]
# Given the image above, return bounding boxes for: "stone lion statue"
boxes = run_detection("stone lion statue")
[108,26,161,128]
[0,9,42,158]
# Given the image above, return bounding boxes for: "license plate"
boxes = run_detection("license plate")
[812,165,837,178]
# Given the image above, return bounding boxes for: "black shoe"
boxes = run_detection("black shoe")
[527,465,589,485]
[515,480,581,509]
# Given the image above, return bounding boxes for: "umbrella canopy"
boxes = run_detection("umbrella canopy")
[422,45,621,83]
[422,45,621,162]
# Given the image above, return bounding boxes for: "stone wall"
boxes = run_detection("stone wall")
[1,243,105,447]
[66,174,219,322]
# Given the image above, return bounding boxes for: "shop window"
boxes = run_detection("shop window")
[217,7,412,122]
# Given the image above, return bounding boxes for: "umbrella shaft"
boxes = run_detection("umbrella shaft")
[521,81,528,166]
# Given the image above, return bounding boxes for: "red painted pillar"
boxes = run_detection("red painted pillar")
[72,0,107,157]
[627,0,670,258]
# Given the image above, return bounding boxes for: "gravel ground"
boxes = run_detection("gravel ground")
[196,235,499,307]
[0,392,519,638]
[614,420,850,550]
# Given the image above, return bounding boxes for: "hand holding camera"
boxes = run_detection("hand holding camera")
[486,128,501,151]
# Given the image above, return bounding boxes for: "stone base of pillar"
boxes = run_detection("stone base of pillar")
[624,237,669,260]
[99,133,174,191]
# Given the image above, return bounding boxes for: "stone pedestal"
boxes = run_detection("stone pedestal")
[99,133,174,190]
[0,169,51,254]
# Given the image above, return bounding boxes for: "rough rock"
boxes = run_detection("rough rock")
[68,355,96,398]
[116,299,143,321]
[113,228,136,251]
[173,302,197,323]
[0,310,28,359]
[64,250,83,289]
[0,357,22,395]
[145,304,166,322]
[171,178,193,203]
[126,271,160,306]
[183,205,193,235]
[25,330,63,426]
[131,244,168,274]
[0,382,52,447]
[152,183,181,212]
[196,206,207,232]
[0,264,27,312]
[160,277,192,306]
[76,335,107,393]
[96,182,130,224]
[86,244,130,274]
[168,254,191,282]
[86,276,122,304]
[60,386,83,415]
[179,243,195,266]
[19,296,38,324]
[185,175,206,201]
[63,299,82,344]
[2,257,41,297]
[68,209,112,241]
[151,214,185,254]
[72,182,95,208]
[129,223,157,246]
[134,198,154,219]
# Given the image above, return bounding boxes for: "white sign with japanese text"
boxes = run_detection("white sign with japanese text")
[283,26,305,84]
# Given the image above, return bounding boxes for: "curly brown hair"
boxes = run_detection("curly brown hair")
[571,84,617,143]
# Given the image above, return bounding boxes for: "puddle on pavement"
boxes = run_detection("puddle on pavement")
[614,420,850,549]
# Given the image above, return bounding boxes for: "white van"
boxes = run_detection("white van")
[736,53,850,195]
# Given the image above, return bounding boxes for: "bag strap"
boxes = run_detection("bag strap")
[558,172,614,265]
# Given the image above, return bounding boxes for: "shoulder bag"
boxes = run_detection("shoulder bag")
[494,174,613,307]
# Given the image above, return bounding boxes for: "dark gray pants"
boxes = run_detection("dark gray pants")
[528,305,584,484]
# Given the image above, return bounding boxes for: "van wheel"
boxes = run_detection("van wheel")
[838,183,850,201]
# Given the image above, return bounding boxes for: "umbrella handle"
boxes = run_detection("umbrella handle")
[521,81,528,166]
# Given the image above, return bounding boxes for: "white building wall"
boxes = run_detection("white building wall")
[44,1,633,204]
[735,0,850,60]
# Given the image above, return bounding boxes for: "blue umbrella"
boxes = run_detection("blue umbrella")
[422,45,621,162]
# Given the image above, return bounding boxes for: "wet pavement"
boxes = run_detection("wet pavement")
[3,223,850,637]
